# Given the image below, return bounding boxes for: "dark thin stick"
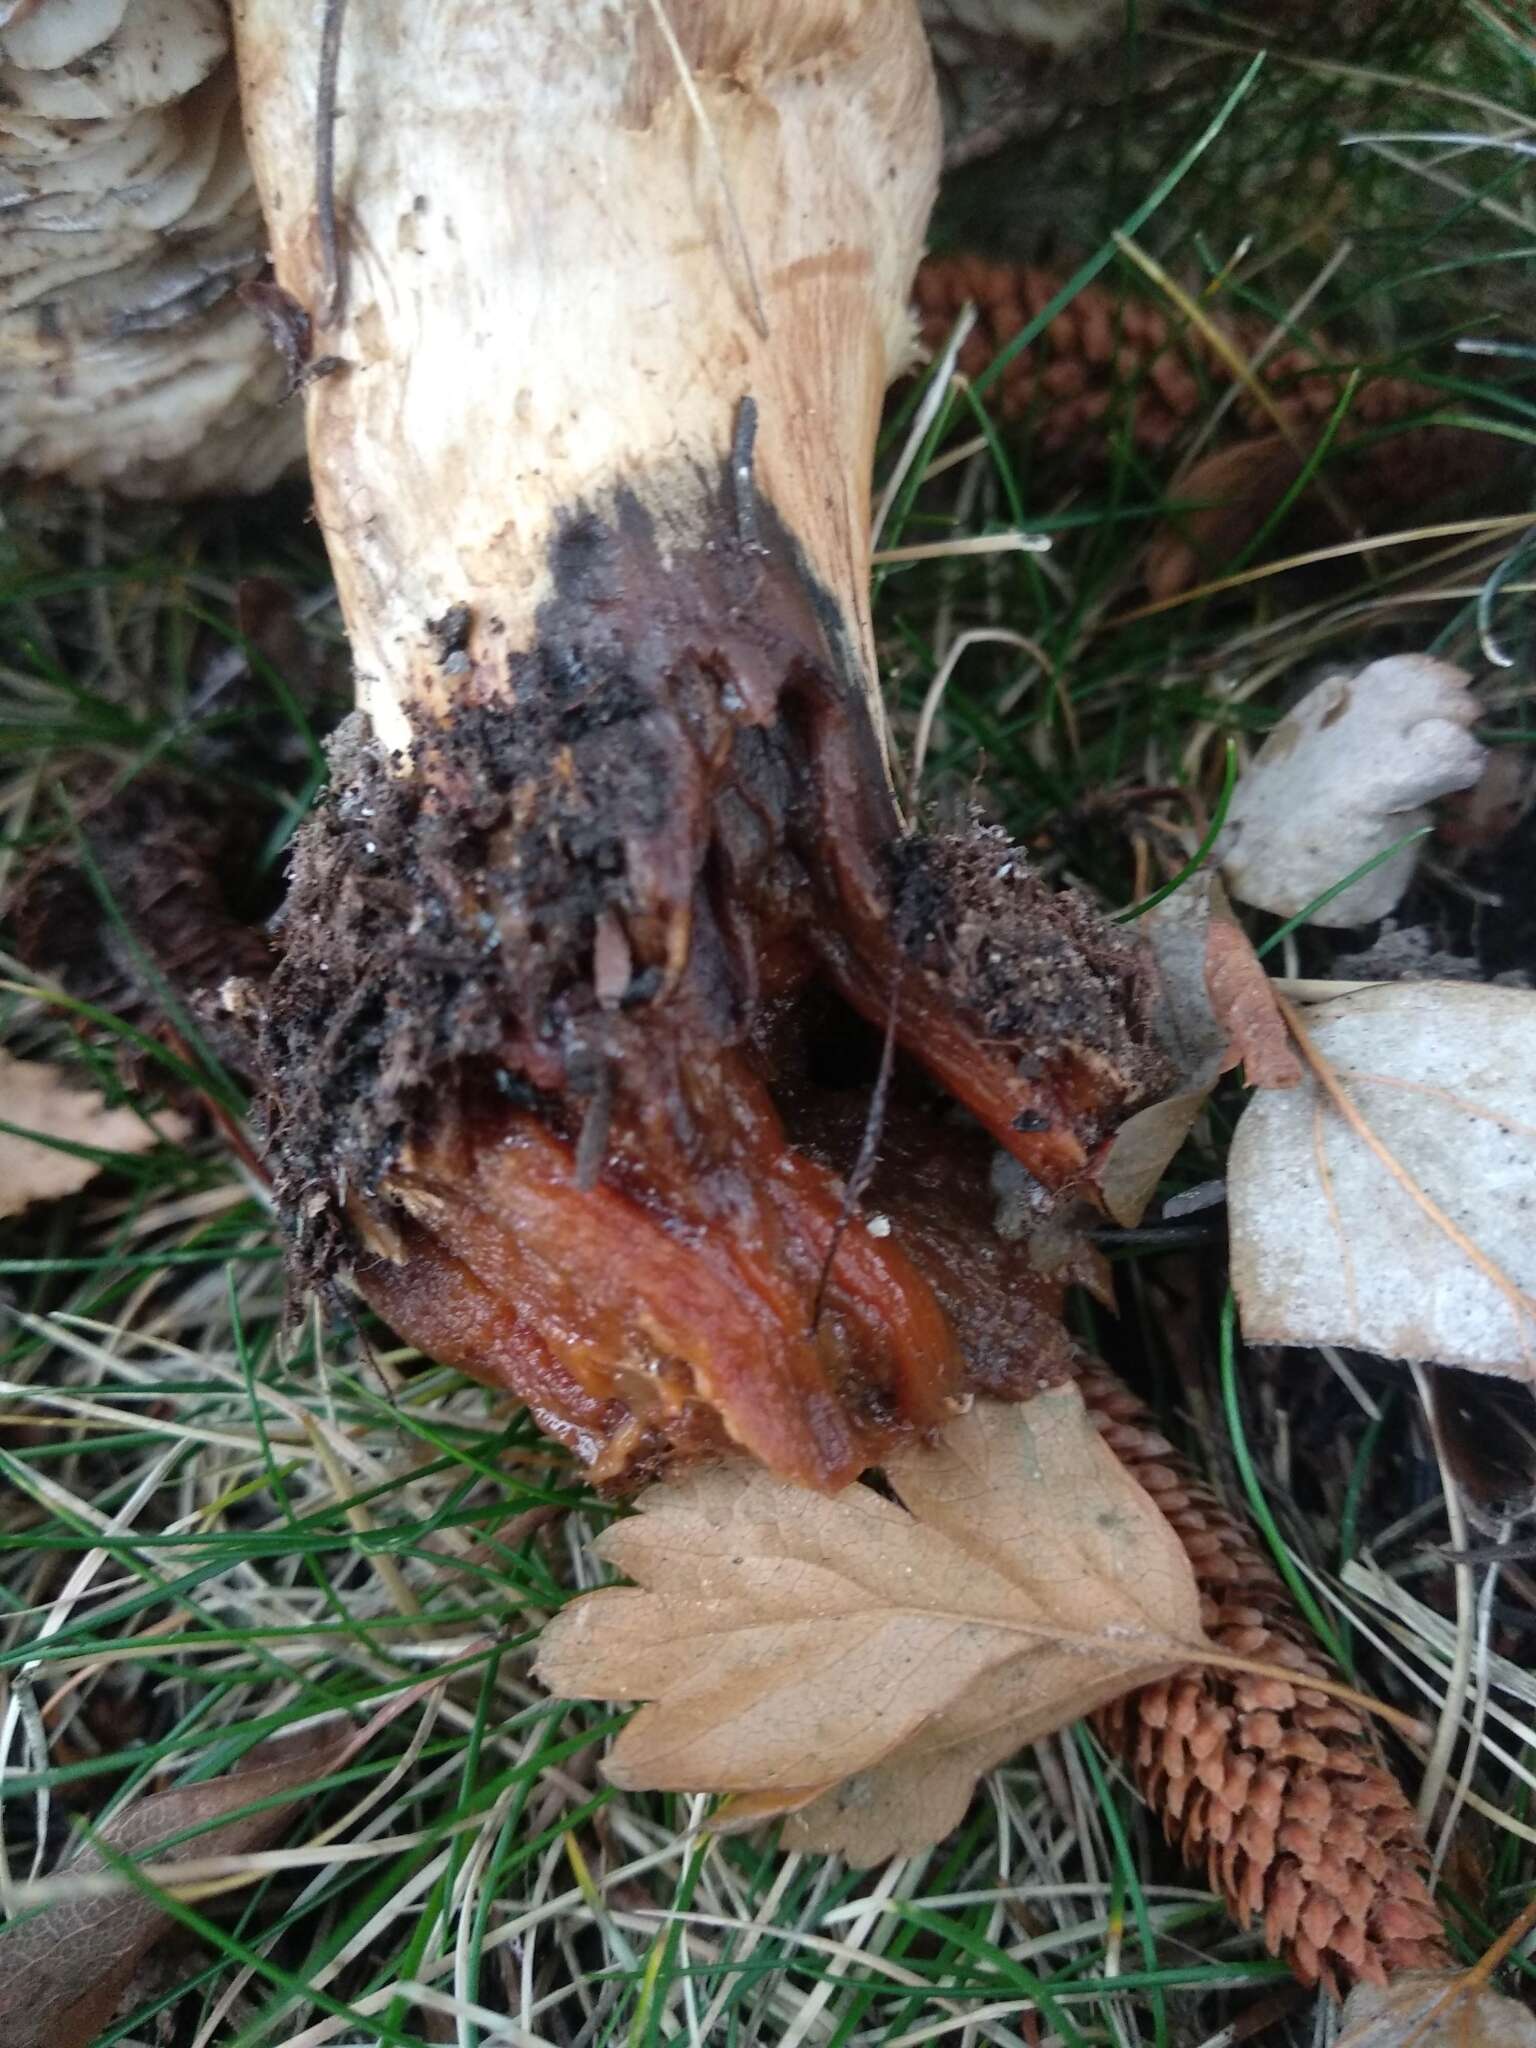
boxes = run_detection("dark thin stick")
[731,395,760,557]
[1090,1222,1225,1251]
[573,1062,614,1193]
[343,1299,401,1410]
[813,966,901,1328]
[316,0,350,325]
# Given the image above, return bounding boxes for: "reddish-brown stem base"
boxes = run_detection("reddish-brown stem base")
[253,472,1163,1488]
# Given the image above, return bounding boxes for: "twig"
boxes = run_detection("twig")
[814,964,901,1328]
[1409,1363,1475,1834]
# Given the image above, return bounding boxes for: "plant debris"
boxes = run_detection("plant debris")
[538,1385,1209,1863]
[11,773,276,1074]
[912,256,1497,595]
[1097,874,1296,1227]
[1339,1971,1536,2047]
[0,1049,188,1220]
[1217,657,1486,927]
[0,1724,367,2048]
[1229,981,1536,1375]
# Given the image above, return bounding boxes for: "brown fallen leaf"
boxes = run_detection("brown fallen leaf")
[537,1385,1209,1862]
[0,1048,189,1220]
[0,1721,372,2048]
[1203,913,1302,1091]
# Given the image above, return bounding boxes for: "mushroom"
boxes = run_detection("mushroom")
[1,0,303,491]
[225,0,1164,1490]
[4,0,1454,1996]
[6,0,1166,1482]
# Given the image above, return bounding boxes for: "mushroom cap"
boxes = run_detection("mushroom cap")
[1,0,301,494]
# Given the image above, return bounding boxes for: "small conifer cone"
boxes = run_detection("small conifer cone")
[1076,1362,1451,1997]
[912,251,1437,455]
[912,253,1489,593]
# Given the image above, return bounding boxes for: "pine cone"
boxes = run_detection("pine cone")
[1077,1362,1450,1996]
[912,253,1491,593]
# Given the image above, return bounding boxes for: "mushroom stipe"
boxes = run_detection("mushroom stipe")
[238,465,1165,1489]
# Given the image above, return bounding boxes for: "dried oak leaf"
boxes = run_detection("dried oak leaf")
[1230,981,1536,1378]
[0,1724,367,2048]
[0,1048,189,1220]
[537,1385,1209,1864]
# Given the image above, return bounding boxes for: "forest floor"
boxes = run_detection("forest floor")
[2,4,1535,2044]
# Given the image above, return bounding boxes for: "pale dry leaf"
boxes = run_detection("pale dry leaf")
[0,1725,366,2048]
[0,1048,189,1220]
[1339,1972,1536,2047]
[1097,1088,1210,1228]
[537,1386,1208,1862]
[1098,878,1223,1226]
[1229,981,1536,1377]
[1217,656,1484,927]
[1097,874,1293,1226]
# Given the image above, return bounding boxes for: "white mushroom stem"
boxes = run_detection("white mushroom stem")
[219,2,1168,1491]
[230,0,939,754]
